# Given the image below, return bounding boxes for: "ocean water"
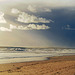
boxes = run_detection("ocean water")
[0,47,75,64]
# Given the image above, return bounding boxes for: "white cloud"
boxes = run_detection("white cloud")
[27,5,52,13]
[11,8,53,23]
[0,27,12,31]
[10,24,50,30]
[27,5,36,12]
[44,8,52,12]
[0,24,50,32]
[27,24,50,30]
[17,12,52,23]
[11,8,20,14]
[10,24,17,29]
[0,12,6,23]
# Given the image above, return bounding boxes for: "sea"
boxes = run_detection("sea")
[0,47,75,64]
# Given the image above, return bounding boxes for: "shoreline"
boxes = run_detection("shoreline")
[0,55,75,75]
[0,53,75,64]
[0,54,74,64]
[0,56,49,64]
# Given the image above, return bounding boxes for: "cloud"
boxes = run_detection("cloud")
[26,24,50,30]
[11,8,20,14]
[0,24,50,32]
[44,8,52,12]
[11,8,53,23]
[27,5,36,12]
[0,12,6,23]
[0,27,11,31]
[10,24,50,30]
[17,12,52,23]
[65,25,75,30]
[27,5,52,13]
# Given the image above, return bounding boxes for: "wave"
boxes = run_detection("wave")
[0,47,75,54]
[0,47,75,64]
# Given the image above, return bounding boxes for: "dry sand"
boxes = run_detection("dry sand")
[0,55,75,75]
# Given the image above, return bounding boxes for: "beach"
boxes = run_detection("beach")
[0,0,75,75]
[0,55,75,75]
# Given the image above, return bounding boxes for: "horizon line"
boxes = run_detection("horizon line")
[0,46,75,49]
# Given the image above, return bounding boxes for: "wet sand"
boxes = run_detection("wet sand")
[0,55,75,75]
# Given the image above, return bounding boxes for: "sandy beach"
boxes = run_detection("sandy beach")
[0,55,75,75]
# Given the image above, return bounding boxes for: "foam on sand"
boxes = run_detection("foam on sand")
[0,57,49,64]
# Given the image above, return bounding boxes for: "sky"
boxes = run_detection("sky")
[0,0,75,48]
